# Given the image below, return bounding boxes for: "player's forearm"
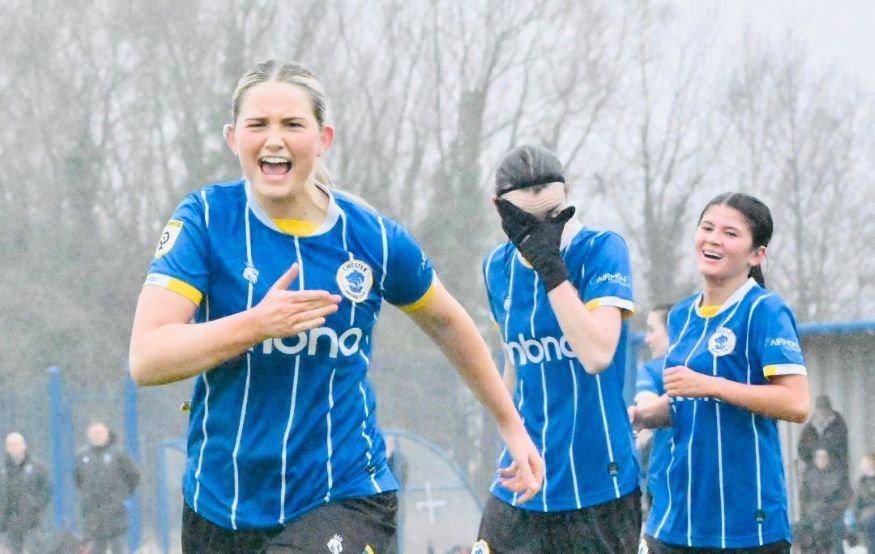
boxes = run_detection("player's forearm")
[710,376,810,423]
[547,282,620,374]
[501,359,517,397]
[129,311,262,385]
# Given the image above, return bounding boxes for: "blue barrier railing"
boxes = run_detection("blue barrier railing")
[125,374,143,553]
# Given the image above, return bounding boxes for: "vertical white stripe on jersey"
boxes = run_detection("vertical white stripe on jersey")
[339,208,358,322]
[686,401,698,546]
[713,358,727,548]
[502,253,516,344]
[568,360,582,508]
[713,301,744,548]
[683,313,710,546]
[324,369,337,502]
[378,217,388,293]
[752,409,764,545]
[278,356,301,523]
[193,374,210,512]
[358,383,382,493]
[594,373,620,497]
[230,204,257,529]
[655,303,696,539]
[193,193,211,513]
[200,189,210,227]
[746,294,770,545]
[530,271,550,512]
[231,351,252,530]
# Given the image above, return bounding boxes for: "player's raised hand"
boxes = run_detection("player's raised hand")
[495,198,574,291]
[495,425,544,505]
[252,263,341,340]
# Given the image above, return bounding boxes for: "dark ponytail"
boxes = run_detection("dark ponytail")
[748,265,765,287]
[699,192,773,288]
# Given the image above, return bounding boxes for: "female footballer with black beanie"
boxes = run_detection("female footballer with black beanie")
[475,145,642,553]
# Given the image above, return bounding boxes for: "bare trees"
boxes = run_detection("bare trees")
[594,1,728,306]
[725,40,873,320]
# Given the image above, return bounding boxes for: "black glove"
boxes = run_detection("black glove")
[496,198,575,291]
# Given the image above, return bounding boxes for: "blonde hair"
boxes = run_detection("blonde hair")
[231,60,333,186]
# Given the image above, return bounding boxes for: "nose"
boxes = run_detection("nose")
[264,125,283,149]
[703,229,721,245]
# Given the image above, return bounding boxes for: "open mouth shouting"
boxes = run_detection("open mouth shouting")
[259,156,292,178]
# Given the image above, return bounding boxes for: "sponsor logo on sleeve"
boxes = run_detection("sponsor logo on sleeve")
[154,220,183,259]
[336,259,373,303]
[707,327,736,357]
[768,337,801,351]
[594,272,630,287]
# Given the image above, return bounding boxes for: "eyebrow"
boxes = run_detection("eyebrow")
[242,115,307,122]
[701,219,743,233]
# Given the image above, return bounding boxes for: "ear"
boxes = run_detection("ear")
[224,124,237,155]
[749,245,767,268]
[318,124,335,156]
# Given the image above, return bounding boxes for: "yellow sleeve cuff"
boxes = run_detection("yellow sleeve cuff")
[584,296,636,319]
[397,282,437,313]
[144,273,203,306]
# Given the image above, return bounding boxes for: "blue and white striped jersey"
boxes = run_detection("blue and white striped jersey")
[635,356,672,505]
[645,278,806,548]
[482,226,638,511]
[145,179,435,530]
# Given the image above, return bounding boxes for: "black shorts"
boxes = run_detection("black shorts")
[642,535,791,554]
[182,492,397,553]
[476,490,642,553]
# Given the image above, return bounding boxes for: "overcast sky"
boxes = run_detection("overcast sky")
[682,0,875,90]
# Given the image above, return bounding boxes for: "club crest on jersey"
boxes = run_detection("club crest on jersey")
[336,259,373,303]
[472,540,491,554]
[708,327,736,356]
[154,220,183,259]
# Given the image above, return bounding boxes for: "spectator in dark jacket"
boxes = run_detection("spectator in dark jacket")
[798,394,850,478]
[74,421,140,554]
[0,432,52,554]
[851,452,875,552]
[799,448,852,554]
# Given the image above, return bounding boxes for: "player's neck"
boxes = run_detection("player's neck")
[259,182,329,222]
[701,273,749,307]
